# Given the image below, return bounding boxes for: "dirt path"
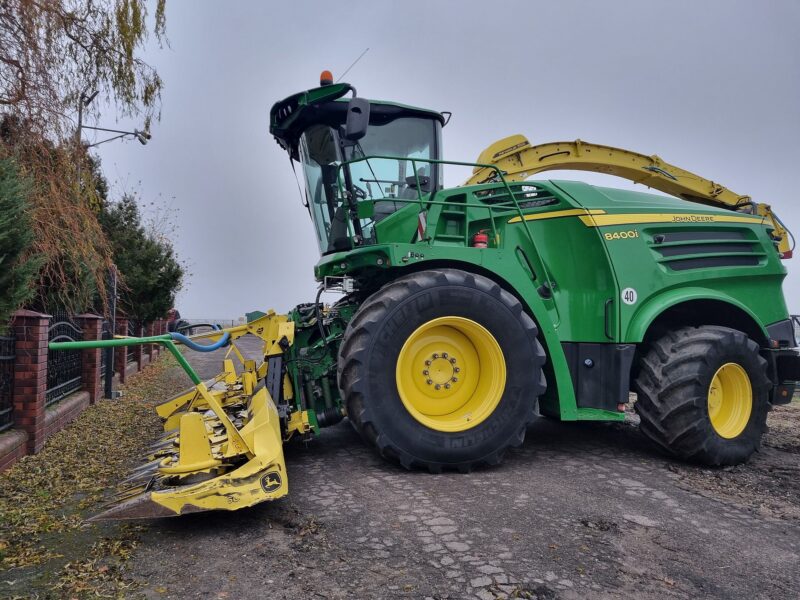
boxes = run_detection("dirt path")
[125,338,800,600]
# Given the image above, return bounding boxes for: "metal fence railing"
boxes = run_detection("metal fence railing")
[126,320,140,364]
[99,318,113,377]
[0,334,15,433]
[46,311,83,407]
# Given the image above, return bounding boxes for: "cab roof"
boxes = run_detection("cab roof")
[269,82,444,159]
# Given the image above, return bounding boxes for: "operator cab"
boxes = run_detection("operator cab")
[270,77,445,254]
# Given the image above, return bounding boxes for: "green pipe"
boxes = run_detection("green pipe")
[49,335,202,385]
[49,335,172,350]
[163,341,202,385]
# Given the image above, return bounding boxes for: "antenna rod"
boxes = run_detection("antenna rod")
[336,48,370,82]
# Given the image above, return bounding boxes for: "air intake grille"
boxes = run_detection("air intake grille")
[473,184,558,207]
[649,229,764,271]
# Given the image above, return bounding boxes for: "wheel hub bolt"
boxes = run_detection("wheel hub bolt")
[452,377,458,382]
[435,384,441,390]
[444,383,450,389]
[454,367,460,373]
[425,360,431,366]
[426,379,433,385]
[432,353,439,359]
[422,370,429,376]
[449,358,457,364]
[442,352,449,359]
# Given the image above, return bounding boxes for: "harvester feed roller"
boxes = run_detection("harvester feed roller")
[49,312,299,519]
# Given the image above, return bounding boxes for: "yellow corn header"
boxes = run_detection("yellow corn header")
[51,312,308,519]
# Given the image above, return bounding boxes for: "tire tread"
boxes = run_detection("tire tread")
[633,326,770,466]
[338,268,546,473]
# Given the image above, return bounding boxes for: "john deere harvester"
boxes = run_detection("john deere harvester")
[52,73,800,518]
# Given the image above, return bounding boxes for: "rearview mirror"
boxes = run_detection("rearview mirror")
[343,97,370,141]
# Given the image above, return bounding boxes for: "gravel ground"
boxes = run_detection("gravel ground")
[125,338,800,600]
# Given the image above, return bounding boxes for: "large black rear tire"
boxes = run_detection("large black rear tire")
[338,269,546,473]
[633,326,770,465]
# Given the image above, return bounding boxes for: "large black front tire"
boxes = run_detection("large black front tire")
[633,326,770,466]
[338,269,546,473]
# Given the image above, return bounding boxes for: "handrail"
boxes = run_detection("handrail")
[335,154,557,290]
[337,156,539,241]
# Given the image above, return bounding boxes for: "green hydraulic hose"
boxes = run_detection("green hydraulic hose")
[49,335,203,385]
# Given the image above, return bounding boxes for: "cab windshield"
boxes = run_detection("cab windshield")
[298,116,440,253]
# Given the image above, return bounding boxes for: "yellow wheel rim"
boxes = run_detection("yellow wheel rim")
[707,362,752,439]
[395,317,506,432]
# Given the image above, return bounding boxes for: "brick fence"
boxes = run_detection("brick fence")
[0,310,169,472]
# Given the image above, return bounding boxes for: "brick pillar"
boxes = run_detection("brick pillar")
[132,322,143,371]
[11,309,51,454]
[76,314,103,404]
[115,315,129,384]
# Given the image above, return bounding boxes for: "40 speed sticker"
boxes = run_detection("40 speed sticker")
[621,288,638,305]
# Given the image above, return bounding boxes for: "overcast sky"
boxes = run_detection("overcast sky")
[91,0,800,318]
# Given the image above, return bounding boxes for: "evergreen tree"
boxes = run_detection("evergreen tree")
[98,195,184,322]
[0,158,40,326]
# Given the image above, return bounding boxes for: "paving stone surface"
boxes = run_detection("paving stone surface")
[128,336,800,599]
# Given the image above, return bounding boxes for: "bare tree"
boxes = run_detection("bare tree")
[0,1,169,315]
[0,0,166,138]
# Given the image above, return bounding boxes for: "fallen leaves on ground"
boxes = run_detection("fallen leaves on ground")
[0,354,188,598]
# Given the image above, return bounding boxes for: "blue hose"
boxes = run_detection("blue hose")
[170,331,230,352]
